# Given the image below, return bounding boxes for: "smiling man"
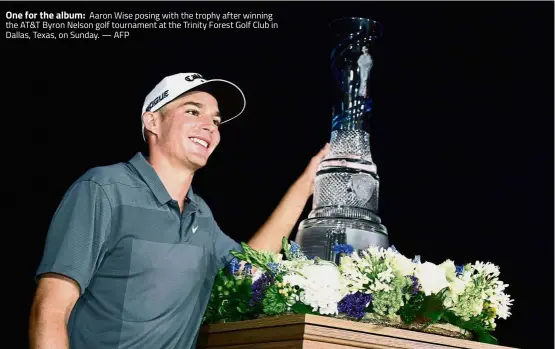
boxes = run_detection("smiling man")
[29,73,330,349]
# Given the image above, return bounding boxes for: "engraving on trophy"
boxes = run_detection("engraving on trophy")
[295,17,390,260]
[349,173,373,204]
[357,45,373,98]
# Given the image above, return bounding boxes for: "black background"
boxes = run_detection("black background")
[2,2,553,348]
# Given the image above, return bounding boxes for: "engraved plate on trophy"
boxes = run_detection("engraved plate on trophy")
[295,17,390,261]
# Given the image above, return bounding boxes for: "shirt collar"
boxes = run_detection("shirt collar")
[128,152,198,208]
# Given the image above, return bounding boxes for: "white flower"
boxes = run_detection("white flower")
[440,260,457,281]
[460,270,473,283]
[377,267,395,283]
[339,256,359,276]
[472,301,483,314]
[369,280,392,292]
[339,255,370,293]
[490,292,513,319]
[450,277,467,296]
[486,279,513,319]
[252,268,263,283]
[302,263,342,285]
[473,261,500,278]
[390,253,415,276]
[282,272,307,289]
[366,246,386,259]
[414,262,450,296]
[440,260,467,297]
[285,261,346,316]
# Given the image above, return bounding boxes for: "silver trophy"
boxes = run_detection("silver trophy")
[295,17,390,262]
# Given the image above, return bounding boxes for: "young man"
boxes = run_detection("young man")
[29,72,330,349]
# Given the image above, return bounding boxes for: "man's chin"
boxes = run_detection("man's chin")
[188,156,209,169]
[183,147,212,170]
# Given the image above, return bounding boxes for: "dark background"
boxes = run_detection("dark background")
[2,2,553,348]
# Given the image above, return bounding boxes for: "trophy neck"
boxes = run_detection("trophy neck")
[330,17,382,135]
[332,109,370,132]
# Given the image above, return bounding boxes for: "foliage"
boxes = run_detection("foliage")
[202,238,513,345]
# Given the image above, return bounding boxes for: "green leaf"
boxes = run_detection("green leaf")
[440,310,499,345]
[364,303,374,314]
[425,310,444,324]
[441,310,460,325]
[238,278,252,293]
[202,266,257,325]
[291,302,315,314]
[436,287,450,301]
[421,293,444,315]
[230,242,280,274]
[237,303,249,314]
[477,332,498,345]
[399,292,425,324]
[282,237,290,257]
[262,285,287,315]
[218,299,230,316]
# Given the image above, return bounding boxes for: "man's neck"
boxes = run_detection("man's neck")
[147,150,194,211]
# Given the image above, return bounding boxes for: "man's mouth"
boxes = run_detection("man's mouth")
[189,137,209,148]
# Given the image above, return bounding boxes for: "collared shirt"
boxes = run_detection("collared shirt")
[36,152,243,349]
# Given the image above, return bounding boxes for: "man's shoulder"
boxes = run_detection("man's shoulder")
[75,160,138,189]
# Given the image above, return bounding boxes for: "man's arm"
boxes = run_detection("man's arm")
[247,144,330,253]
[29,274,80,349]
[30,179,112,348]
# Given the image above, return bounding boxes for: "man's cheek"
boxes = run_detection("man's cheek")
[212,133,221,147]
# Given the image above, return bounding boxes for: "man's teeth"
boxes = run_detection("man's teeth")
[190,137,208,148]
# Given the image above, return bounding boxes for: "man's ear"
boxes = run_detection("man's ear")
[142,111,160,137]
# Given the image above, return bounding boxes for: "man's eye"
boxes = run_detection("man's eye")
[186,109,200,116]
[213,119,221,126]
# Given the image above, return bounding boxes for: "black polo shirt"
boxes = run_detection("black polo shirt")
[36,152,243,349]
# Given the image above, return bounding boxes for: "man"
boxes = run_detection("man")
[29,72,330,349]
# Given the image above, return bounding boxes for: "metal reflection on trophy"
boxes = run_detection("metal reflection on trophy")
[295,17,390,263]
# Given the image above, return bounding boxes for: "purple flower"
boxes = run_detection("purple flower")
[391,245,398,253]
[250,273,273,307]
[333,244,354,255]
[267,262,279,274]
[290,241,301,253]
[337,292,373,320]
[228,257,241,275]
[408,275,421,295]
[289,241,303,258]
[456,265,464,277]
[242,263,252,276]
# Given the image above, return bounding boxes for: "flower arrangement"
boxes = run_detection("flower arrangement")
[202,238,513,345]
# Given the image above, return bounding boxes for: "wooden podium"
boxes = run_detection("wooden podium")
[197,314,518,349]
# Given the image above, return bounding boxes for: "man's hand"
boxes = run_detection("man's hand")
[246,143,331,253]
[296,143,331,197]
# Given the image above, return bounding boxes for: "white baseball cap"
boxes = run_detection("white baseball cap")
[141,72,246,141]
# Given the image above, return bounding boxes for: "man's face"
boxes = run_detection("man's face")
[155,90,222,170]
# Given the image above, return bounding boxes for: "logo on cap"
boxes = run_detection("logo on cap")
[145,89,169,112]
[184,73,204,82]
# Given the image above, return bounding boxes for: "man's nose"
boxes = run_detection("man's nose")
[200,118,217,132]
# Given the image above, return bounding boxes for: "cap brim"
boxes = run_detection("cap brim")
[189,79,246,124]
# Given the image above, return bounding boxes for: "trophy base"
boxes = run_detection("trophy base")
[294,217,389,263]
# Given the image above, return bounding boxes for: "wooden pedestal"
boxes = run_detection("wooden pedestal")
[197,314,518,349]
